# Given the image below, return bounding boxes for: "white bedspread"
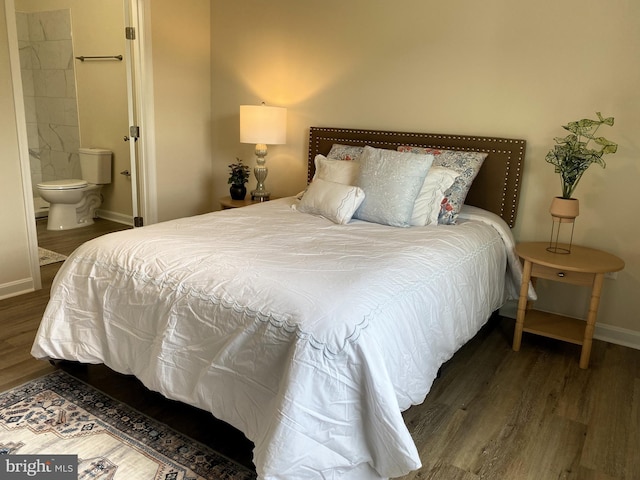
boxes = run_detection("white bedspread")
[32,198,523,479]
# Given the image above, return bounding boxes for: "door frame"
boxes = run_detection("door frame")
[4,0,40,291]
[126,0,157,226]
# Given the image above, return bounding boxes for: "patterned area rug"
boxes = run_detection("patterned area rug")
[0,371,256,480]
[38,247,67,266]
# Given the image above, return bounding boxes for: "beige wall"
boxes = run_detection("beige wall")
[211,1,640,338]
[0,0,36,298]
[150,0,212,222]
[16,0,132,220]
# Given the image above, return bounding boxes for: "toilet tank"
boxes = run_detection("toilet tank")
[79,148,112,184]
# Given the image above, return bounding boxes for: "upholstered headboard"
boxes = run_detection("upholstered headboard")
[308,127,526,228]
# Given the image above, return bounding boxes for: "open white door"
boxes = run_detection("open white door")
[4,0,41,291]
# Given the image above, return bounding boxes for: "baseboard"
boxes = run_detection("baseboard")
[96,209,134,227]
[593,324,640,351]
[499,300,640,351]
[0,278,35,301]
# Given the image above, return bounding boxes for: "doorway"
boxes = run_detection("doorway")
[15,1,133,224]
[5,0,153,291]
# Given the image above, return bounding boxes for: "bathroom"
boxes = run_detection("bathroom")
[15,0,133,228]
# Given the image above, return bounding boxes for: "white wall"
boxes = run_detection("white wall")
[211,0,640,342]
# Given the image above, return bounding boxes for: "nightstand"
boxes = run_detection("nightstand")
[513,242,624,369]
[219,196,268,209]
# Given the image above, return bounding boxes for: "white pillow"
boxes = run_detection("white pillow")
[296,178,365,225]
[354,146,433,227]
[411,166,460,226]
[313,154,360,185]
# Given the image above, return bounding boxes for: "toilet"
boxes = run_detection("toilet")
[37,148,112,231]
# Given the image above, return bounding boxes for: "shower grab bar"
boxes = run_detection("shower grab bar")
[75,55,123,62]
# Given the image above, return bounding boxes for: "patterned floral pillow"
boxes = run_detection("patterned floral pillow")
[398,146,487,224]
[327,144,364,162]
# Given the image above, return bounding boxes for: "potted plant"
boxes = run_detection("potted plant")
[545,112,617,220]
[228,158,251,200]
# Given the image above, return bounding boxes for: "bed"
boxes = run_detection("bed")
[32,127,527,480]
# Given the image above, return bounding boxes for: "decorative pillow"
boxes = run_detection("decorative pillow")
[327,144,364,162]
[296,178,365,225]
[411,166,460,226]
[313,154,360,185]
[354,146,433,227]
[398,146,487,224]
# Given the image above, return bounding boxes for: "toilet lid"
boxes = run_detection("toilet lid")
[37,179,88,190]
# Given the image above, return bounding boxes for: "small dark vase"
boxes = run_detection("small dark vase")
[229,184,246,200]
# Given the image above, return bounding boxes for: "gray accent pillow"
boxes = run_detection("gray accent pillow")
[354,146,433,227]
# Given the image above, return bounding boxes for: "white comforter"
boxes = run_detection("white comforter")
[32,198,524,480]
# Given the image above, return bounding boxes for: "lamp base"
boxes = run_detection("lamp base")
[252,144,270,201]
[251,191,270,202]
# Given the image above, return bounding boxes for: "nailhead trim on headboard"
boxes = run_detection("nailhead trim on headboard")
[308,127,526,228]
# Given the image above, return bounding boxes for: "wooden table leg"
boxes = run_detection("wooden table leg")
[580,272,605,369]
[513,259,533,351]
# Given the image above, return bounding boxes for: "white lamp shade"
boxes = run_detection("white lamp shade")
[240,104,287,145]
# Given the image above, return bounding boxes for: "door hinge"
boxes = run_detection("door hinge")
[125,26,136,40]
[129,125,140,140]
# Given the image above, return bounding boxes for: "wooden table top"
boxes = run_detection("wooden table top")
[516,242,624,274]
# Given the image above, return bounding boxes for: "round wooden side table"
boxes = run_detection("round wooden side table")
[513,242,624,369]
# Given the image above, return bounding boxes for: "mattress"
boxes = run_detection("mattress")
[32,198,525,479]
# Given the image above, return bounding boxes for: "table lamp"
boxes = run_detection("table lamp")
[240,103,287,201]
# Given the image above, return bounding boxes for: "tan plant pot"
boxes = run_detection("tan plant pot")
[549,197,579,223]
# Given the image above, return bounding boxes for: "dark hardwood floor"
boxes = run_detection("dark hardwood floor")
[1,217,638,479]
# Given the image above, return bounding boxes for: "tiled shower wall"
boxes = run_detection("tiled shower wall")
[16,9,81,194]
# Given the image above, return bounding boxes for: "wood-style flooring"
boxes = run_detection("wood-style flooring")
[0,218,638,479]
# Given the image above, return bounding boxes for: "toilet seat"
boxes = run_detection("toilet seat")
[37,179,88,191]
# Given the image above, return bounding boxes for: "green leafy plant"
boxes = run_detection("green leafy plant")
[545,112,618,199]
[228,158,250,186]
